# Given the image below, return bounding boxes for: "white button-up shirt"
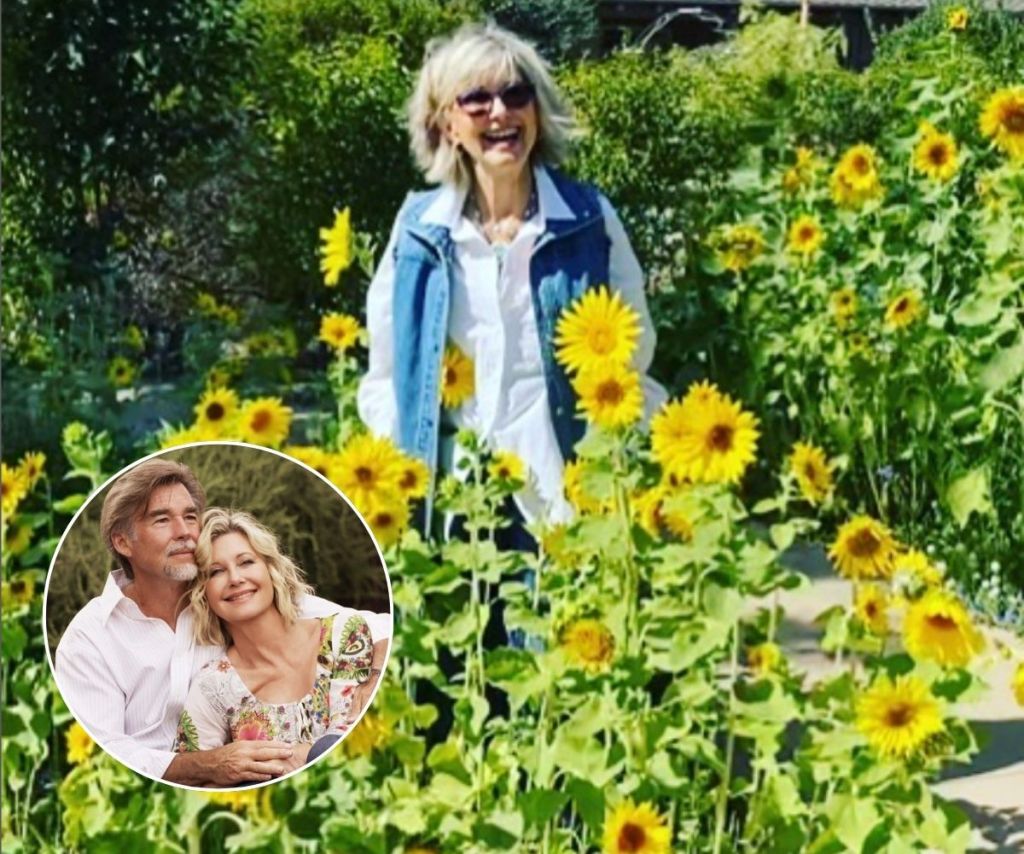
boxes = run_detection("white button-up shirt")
[358,165,667,524]
[54,570,392,779]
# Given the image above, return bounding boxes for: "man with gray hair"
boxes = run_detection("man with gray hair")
[55,457,389,786]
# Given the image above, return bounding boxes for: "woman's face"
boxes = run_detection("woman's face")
[445,75,538,178]
[204,531,275,624]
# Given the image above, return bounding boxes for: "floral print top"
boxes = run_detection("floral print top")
[173,611,373,752]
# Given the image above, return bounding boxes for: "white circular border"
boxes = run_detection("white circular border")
[41,439,395,792]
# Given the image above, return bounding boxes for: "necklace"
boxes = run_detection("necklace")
[466,182,539,245]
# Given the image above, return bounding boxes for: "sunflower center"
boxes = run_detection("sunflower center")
[355,466,375,486]
[1002,106,1024,133]
[587,326,614,355]
[596,380,625,405]
[374,513,393,527]
[618,822,647,852]
[445,367,457,387]
[885,702,913,728]
[804,463,819,480]
[707,424,734,452]
[926,614,958,631]
[400,471,417,489]
[11,580,27,595]
[928,143,949,166]
[851,154,870,174]
[799,225,816,242]
[894,298,909,314]
[848,528,882,558]
[206,403,225,421]
[865,601,878,618]
[251,411,272,432]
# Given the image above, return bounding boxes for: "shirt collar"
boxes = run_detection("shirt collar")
[420,164,576,230]
[97,569,133,623]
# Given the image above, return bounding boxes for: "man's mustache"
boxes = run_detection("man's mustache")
[167,540,197,556]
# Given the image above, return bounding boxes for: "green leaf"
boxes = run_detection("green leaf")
[945,468,993,528]
[565,777,605,834]
[519,789,569,828]
[52,493,87,515]
[474,809,523,849]
[2,621,27,659]
[826,793,880,853]
[979,335,1024,392]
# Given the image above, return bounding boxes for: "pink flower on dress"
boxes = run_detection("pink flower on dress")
[233,709,273,741]
[216,659,232,672]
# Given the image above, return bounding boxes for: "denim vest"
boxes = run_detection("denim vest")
[390,168,611,514]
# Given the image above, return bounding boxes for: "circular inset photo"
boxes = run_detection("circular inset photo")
[43,442,392,790]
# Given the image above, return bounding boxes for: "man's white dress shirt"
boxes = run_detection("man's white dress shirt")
[54,570,391,779]
[358,165,667,524]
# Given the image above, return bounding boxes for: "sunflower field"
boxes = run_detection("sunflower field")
[3,1,1024,852]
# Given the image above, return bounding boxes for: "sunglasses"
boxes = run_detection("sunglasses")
[455,82,536,116]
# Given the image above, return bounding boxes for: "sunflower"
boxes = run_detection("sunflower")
[488,450,526,484]
[194,386,239,435]
[123,323,146,352]
[904,589,985,667]
[319,312,362,352]
[787,214,825,257]
[107,356,136,388]
[829,515,898,580]
[334,433,404,509]
[6,522,33,556]
[789,442,834,504]
[66,721,96,765]
[831,144,884,208]
[855,584,890,635]
[206,790,260,812]
[829,288,858,326]
[440,344,475,409]
[681,379,723,409]
[782,146,818,193]
[1,463,29,519]
[602,800,671,854]
[283,445,341,482]
[747,642,783,676]
[634,485,693,541]
[363,495,410,548]
[343,711,392,758]
[980,87,1024,161]
[913,122,959,183]
[650,393,760,485]
[563,459,611,515]
[237,397,292,447]
[1013,662,1024,707]
[893,549,943,587]
[561,618,616,673]
[947,6,969,30]
[17,451,46,488]
[159,423,219,450]
[319,207,353,286]
[884,289,924,330]
[856,674,945,760]
[6,573,34,607]
[572,363,643,429]
[554,286,641,374]
[396,456,430,500]
[713,224,766,273]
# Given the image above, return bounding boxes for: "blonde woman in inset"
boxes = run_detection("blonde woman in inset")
[173,509,380,772]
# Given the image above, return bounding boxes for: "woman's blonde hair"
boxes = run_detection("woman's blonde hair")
[407,22,576,189]
[190,508,314,646]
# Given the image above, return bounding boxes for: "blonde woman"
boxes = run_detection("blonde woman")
[173,509,379,768]
[357,22,666,534]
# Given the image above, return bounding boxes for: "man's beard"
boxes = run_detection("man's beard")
[163,562,198,582]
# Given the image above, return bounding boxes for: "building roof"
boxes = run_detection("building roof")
[602,0,1024,12]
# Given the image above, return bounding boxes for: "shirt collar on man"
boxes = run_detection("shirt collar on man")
[96,569,135,624]
[420,164,575,230]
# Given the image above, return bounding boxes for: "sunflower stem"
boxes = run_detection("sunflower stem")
[712,617,741,854]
